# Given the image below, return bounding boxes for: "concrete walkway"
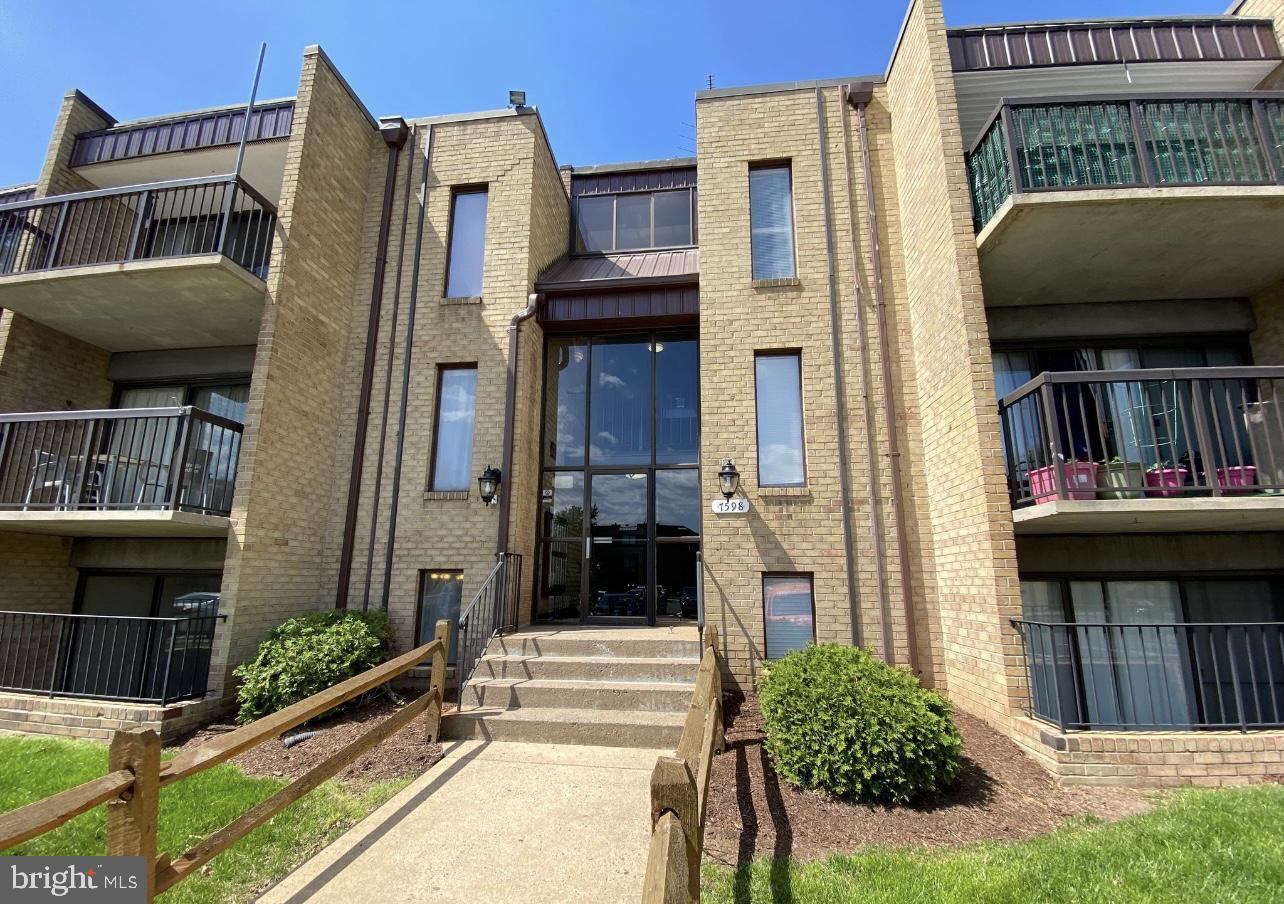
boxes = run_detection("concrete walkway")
[258,739,663,904]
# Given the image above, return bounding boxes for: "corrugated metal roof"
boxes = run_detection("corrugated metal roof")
[570,166,697,196]
[537,249,699,291]
[947,18,1280,71]
[0,184,36,205]
[542,286,699,325]
[71,100,296,167]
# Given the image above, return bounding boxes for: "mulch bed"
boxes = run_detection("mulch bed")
[177,696,444,788]
[703,693,1153,866]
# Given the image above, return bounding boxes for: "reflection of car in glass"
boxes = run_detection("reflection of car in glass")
[680,586,698,619]
[764,586,812,629]
[173,592,220,618]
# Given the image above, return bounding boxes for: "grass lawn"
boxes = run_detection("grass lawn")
[0,734,410,903]
[703,784,1284,904]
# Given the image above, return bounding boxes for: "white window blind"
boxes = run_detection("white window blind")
[755,353,805,486]
[749,165,795,280]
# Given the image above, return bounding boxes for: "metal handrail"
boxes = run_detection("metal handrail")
[455,553,523,700]
[999,366,1284,408]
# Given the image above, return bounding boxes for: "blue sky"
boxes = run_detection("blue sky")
[0,0,1224,186]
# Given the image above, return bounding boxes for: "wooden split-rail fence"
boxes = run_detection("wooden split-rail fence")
[642,624,724,904]
[0,619,452,902]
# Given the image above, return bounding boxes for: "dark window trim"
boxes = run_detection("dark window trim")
[110,375,252,410]
[415,568,464,647]
[992,335,1254,362]
[748,160,796,280]
[443,184,489,299]
[571,187,697,255]
[427,362,479,493]
[753,348,807,488]
[73,568,223,618]
[1020,572,1284,623]
[762,571,816,660]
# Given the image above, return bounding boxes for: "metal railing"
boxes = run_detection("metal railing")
[998,367,1284,507]
[966,92,1284,230]
[0,174,276,279]
[455,553,523,699]
[0,406,243,517]
[1013,619,1284,731]
[0,610,222,705]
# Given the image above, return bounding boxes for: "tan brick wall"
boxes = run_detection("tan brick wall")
[0,531,77,613]
[211,47,379,689]
[883,0,1022,722]
[695,81,931,689]
[0,692,230,744]
[323,110,566,653]
[1009,717,1284,788]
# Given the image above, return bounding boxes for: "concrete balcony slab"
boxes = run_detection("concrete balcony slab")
[1012,496,1284,534]
[0,510,230,538]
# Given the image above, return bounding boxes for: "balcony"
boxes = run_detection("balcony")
[0,406,241,536]
[1013,619,1284,731]
[0,609,220,704]
[0,175,276,350]
[966,93,1284,306]
[999,367,1284,533]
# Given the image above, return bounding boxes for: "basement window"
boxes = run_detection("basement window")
[417,570,463,663]
[763,573,815,659]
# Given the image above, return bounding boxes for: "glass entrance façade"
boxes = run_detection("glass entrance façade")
[535,331,700,625]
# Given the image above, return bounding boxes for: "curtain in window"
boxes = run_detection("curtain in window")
[432,368,477,491]
[446,190,488,297]
[749,167,795,280]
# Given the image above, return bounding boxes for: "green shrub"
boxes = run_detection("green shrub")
[233,610,391,724]
[759,644,963,804]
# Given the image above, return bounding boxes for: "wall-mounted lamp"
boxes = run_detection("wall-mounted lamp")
[718,459,741,499]
[478,465,502,506]
[508,90,527,108]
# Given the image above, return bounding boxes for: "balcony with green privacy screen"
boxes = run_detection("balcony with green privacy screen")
[966,93,1284,308]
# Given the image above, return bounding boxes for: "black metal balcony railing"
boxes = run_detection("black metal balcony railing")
[999,368,1284,507]
[0,610,221,704]
[0,407,243,517]
[0,174,276,279]
[1013,619,1284,731]
[967,93,1284,230]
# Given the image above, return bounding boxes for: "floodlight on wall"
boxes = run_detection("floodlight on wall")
[509,90,527,108]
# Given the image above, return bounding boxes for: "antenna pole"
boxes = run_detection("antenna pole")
[233,42,267,179]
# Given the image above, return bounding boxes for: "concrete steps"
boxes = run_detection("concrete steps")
[442,626,700,749]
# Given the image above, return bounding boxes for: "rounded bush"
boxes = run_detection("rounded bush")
[759,644,963,803]
[234,610,391,724]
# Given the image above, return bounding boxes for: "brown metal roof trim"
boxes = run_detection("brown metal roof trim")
[947,18,1280,71]
[71,100,296,166]
[537,248,698,292]
[0,185,36,205]
[541,286,698,325]
[570,166,697,196]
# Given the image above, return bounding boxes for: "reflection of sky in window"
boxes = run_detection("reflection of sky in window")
[590,342,651,465]
[655,469,700,536]
[592,473,647,534]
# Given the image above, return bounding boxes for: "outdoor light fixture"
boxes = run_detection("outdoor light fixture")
[718,459,741,499]
[478,465,502,505]
[508,90,527,108]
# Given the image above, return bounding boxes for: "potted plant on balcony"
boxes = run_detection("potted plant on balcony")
[1214,464,1257,494]
[1144,460,1188,497]
[1096,456,1145,499]
[1029,455,1099,504]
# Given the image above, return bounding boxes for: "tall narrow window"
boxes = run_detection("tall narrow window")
[417,570,464,663]
[763,574,815,659]
[445,188,488,297]
[430,365,477,491]
[755,352,805,486]
[749,164,795,280]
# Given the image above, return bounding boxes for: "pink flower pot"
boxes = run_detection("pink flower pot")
[1029,462,1099,503]
[1216,465,1257,494]
[1144,467,1188,497]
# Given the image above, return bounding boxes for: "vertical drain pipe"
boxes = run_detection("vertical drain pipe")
[850,88,921,676]
[336,116,409,610]
[496,294,540,556]
[361,124,418,610]
[815,87,861,647]
[838,84,893,662]
[380,122,434,609]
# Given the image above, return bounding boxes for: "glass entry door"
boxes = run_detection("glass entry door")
[535,332,700,625]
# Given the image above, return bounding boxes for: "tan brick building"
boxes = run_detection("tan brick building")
[1,0,1283,785]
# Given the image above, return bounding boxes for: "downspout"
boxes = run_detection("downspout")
[496,294,541,556]
[361,124,418,610]
[815,87,861,647]
[336,116,409,610]
[838,84,893,662]
[380,122,434,609]
[848,86,922,676]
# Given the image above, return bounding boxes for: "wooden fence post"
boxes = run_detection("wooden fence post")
[426,619,451,743]
[650,756,700,903]
[106,728,160,903]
